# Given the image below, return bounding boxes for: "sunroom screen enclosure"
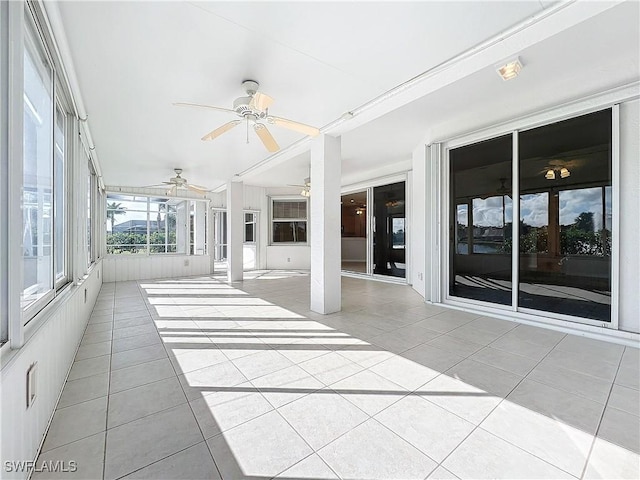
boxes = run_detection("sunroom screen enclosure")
[450,109,613,323]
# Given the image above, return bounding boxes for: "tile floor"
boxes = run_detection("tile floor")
[35,271,639,479]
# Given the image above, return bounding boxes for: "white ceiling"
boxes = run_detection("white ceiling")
[57,0,554,189]
[251,0,640,187]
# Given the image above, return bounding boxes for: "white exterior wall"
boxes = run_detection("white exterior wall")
[618,99,640,333]
[0,263,102,480]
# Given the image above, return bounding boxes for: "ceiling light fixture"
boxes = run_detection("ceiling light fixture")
[545,169,556,180]
[560,167,570,178]
[496,57,523,81]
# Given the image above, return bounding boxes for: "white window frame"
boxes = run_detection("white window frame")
[21,4,61,326]
[269,196,309,245]
[244,211,258,244]
[105,191,209,256]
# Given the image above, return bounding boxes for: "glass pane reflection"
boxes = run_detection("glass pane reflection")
[518,109,612,322]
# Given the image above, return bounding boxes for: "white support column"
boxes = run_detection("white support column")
[310,134,341,314]
[194,201,206,256]
[226,180,243,282]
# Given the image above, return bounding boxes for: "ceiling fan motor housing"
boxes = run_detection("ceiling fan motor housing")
[233,96,265,119]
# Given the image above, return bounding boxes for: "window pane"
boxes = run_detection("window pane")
[450,135,513,305]
[456,204,469,254]
[106,194,148,254]
[54,107,66,282]
[23,22,54,309]
[273,200,307,219]
[245,223,254,243]
[273,221,306,243]
[87,169,93,265]
[149,200,177,254]
[519,109,612,321]
[373,182,406,278]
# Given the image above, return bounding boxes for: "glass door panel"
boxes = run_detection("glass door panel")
[449,135,513,305]
[518,109,612,321]
[341,191,368,273]
[373,182,406,279]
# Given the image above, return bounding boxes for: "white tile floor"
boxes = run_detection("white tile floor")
[35,271,640,480]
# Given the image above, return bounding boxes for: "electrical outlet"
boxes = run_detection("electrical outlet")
[26,363,38,408]
[287,257,291,262]
[184,259,190,267]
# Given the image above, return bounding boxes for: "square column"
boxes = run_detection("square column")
[310,134,342,314]
[227,180,243,282]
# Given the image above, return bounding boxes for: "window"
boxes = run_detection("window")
[271,199,307,243]
[22,16,54,312]
[106,193,207,255]
[53,105,67,284]
[244,212,257,243]
[87,161,96,266]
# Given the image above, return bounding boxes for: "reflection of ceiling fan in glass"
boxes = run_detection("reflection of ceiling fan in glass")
[496,177,511,196]
[174,80,320,153]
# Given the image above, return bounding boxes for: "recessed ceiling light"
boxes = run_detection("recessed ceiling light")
[497,57,523,81]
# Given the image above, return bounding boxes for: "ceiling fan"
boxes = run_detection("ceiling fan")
[175,80,320,153]
[287,177,311,197]
[145,168,210,196]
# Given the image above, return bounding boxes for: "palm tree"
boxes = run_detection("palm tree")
[106,202,126,232]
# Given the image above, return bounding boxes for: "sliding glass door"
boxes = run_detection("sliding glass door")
[450,135,513,305]
[341,181,407,280]
[341,191,368,273]
[518,109,612,321]
[373,182,406,278]
[448,109,613,323]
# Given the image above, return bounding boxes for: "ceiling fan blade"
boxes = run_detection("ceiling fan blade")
[173,102,236,115]
[287,184,307,187]
[186,184,209,194]
[267,116,320,137]
[166,185,177,196]
[142,183,170,188]
[201,120,241,141]
[254,124,280,153]
[249,92,274,112]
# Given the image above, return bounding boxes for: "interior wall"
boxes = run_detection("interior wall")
[102,255,211,282]
[266,245,311,270]
[618,99,640,333]
[0,263,102,480]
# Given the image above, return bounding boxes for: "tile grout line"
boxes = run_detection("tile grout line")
[101,282,116,480]
[136,277,225,480]
[426,333,580,478]
[578,346,626,480]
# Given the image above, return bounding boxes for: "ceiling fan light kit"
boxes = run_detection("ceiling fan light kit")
[175,80,321,153]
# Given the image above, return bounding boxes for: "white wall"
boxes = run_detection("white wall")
[266,245,311,269]
[0,263,102,480]
[618,99,640,333]
[410,144,427,297]
[341,238,366,262]
[102,255,212,282]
